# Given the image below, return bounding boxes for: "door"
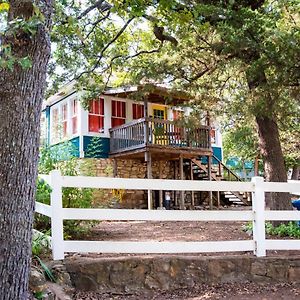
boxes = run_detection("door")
[152,104,167,120]
[151,104,167,144]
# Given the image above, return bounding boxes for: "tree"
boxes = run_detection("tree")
[0,1,53,298]
[0,1,175,298]
[0,1,298,297]
[116,0,299,210]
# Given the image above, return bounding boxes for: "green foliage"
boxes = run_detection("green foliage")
[266,222,300,238]
[47,0,299,193]
[34,256,56,283]
[223,125,259,161]
[242,221,300,238]
[36,142,94,239]
[0,2,47,71]
[32,230,51,257]
[33,291,45,300]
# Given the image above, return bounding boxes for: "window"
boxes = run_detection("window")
[71,99,78,134]
[172,110,183,121]
[211,128,216,144]
[111,100,126,127]
[52,108,59,142]
[153,108,165,120]
[89,98,104,133]
[62,103,68,137]
[132,103,144,119]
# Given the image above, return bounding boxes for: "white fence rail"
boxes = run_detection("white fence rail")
[36,170,300,260]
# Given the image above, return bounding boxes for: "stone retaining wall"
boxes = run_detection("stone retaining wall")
[63,255,300,292]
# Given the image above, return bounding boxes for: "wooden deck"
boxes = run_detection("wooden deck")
[109,117,212,159]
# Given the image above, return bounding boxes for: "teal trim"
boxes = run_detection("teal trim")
[83,136,110,158]
[49,137,80,160]
[45,106,50,145]
[200,146,223,164]
[226,157,253,170]
[212,146,222,163]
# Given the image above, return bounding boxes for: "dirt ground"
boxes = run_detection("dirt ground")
[87,220,250,242]
[68,216,300,299]
[73,281,300,300]
[73,217,299,258]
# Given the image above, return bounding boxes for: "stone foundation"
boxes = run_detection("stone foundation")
[79,158,175,209]
[63,255,300,292]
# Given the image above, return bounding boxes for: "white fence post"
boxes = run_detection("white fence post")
[251,177,266,257]
[50,170,64,260]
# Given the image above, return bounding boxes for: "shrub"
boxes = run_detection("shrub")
[35,142,95,239]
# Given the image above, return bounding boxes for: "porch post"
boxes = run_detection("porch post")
[206,111,213,209]
[159,160,163,208]
[146,151,153,210]
[190,159,195,208]
[174,160,178,206]
[144,98,149,145]
[208,155,213,210]
[179,155,185,210]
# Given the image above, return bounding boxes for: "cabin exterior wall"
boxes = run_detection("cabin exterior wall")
[42,90,223,161]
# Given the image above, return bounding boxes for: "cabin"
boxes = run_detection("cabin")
[42,83,246,209]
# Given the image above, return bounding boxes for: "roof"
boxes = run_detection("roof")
[45,83,190,108]
[104,84,190,105]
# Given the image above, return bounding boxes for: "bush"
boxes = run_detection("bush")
[242,221,300,238]
[35,142,95,239]
[266,221,300,238]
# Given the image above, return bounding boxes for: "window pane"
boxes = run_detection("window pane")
[112,100,126,118]
[121,102,126,117]
[63,121,67,137]
[94,99,100,115]
[72,100,77,115]
[112,100,116,116]
[72,117,77,134]
[89,100,94,113]
[133,104,144,119]
[89,115,104,132]
[89,115,99,132]
[111,117,125,127]
[62,104,68,120]
[153,109,164,119]
[100,98,104,115]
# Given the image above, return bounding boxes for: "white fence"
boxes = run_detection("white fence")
[36,170,300,260]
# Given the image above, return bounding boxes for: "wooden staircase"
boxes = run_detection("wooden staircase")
[189,156,251,206]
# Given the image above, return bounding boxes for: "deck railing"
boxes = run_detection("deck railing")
[37,170,300,260]
[109,117,210,154]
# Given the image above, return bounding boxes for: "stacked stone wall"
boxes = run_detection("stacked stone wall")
[79,158,175,209]
[63,255,300,292]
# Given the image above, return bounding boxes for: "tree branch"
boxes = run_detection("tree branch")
[85,11,111,40]
[143,14,178,46]
[77,0,112,20]
[76,17,134,79]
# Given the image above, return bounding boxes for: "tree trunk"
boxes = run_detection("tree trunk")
[291,165,300,180]
[256,116,291,210]
[0,1,52,299]
[254,155,259,176]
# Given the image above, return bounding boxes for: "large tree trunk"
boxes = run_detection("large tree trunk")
[256,116,291,210]
[291,165,300,180]
[0,1,52,299]
[246,64,291,212]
